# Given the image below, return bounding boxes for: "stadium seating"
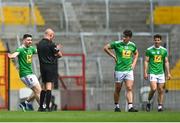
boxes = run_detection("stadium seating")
[35,0,150,32]
[0,6,44,25]
[0,39,27,109]
[35,0,64,32]
[166,59,180,90]
[0,41,6,103]
[153,6,180,24]
[0,40,25,91]
[1,0,180,111]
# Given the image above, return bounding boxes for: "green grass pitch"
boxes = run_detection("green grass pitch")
[0,111,180,122]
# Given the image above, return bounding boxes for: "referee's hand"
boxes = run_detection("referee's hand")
[56,44,63,50]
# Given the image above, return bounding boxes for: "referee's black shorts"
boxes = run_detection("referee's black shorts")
[40,64,58,84]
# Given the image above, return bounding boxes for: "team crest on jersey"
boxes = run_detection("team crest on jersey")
[154,55,162,63]
[27,55,32,63]
[122,50,131,58]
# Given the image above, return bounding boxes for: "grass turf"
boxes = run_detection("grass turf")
[0,111,180,122]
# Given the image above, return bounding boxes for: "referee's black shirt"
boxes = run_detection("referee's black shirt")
[37,38,59,65]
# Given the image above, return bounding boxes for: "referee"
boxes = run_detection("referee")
[37,28,62,111]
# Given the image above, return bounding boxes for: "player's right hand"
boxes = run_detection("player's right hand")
[144,73,148,80]
[7,53,11,58]
[113,56,117,63]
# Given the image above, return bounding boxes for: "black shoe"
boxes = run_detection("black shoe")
[38,107,46,112]
[27,103,34,111]
[146,103,151,112]
[19,102,27,112]
[158,108,163,112]
[45,107,52,112]
[128,107,138,112]
[114,107,121,112]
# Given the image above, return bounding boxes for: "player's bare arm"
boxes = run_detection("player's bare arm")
[131,50,139,70]
[144,56,149,80]
[7,52,20,59]
[165,57,171,80]
[104,43,117,62]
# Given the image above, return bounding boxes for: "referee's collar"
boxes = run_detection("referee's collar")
[43,38,52,42]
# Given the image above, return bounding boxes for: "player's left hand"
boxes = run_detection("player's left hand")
[166,73,171,80]
[131,63,135,70]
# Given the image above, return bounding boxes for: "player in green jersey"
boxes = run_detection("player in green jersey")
[144,34,171,112]
[104,30,139,112]
[8,34,42,111]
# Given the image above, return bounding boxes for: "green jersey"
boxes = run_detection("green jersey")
[110,40,137,71]
[145,46,167,74]
[15,45,36,77]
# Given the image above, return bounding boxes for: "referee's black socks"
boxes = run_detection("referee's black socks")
[46,90,52,109]
[40,90,46,108]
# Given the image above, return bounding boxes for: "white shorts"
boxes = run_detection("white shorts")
[148,74,165,84]
[21,74,39,88]
[114,70,134,83]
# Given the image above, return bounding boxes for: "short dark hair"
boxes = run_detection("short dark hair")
[123,30,132,38]
[23,34,32,39]
[154,34,162,40]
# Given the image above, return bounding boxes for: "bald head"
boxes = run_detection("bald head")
[44,28,55,41]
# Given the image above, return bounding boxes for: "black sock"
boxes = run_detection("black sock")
[40,90,46,108]
[46,90,52,109]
